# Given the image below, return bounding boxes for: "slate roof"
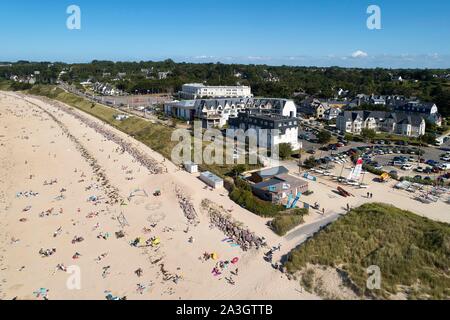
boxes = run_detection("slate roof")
[253,166,289,180]
[340,111,425,126]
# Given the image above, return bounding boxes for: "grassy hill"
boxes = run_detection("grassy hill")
[285,203,450,300]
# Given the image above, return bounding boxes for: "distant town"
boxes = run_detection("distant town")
[1,60,450,301]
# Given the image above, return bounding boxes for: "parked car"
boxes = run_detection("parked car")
[415,167,424,173]
[432,167,441,173]
[401,164,413,170]
[389,170,398,177]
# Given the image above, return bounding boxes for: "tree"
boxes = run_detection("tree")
[360,128,377,141]
[278,143,293,160]
[229,164,247,178]
[303,156,317,169]
[419,133,437,145]
[317,130,332,144]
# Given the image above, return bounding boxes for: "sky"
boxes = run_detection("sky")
[0,0,449,68]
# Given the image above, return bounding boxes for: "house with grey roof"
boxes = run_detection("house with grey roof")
[247,166,308,203]
[227,110,300,150]
[324,107,341,121]
[251,174,309,203]
[164,98,297,129]
[393,101,442,126]
[297,98,329,119]
[337,111,426,137]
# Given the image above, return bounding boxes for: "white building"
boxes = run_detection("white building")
[337,111,426,137]
[228,111,300,150]
[184,161,198,174]
[164,98,297,129]
[199,171,224,189]
[179,83,253,99]
[164,98,247,128]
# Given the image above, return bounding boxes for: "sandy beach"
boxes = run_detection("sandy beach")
[0,91,318,300]
[2,90,448,300]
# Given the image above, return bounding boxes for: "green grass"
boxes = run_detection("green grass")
[271,210,308,236]
[0,80,13,90]
[285,203,450,300]
[24,85,180,160]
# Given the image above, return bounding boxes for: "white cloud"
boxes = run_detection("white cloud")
[351,50,369,58]
[247,56,272,61]
[193,55,215,59]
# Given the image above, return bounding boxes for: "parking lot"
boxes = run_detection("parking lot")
[297,137,450,180]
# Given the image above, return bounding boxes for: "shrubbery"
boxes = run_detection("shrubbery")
[230,186,284,217]
[303,156,317,169]
[278,143,293,160]
[401,176,445,186]
[363,164,385,177]
[10,82,33,91]
[271,215,304,236]
[271,209,309,236]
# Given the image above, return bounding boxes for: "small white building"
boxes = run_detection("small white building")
[199,171,223,189]
[184,161,198,174]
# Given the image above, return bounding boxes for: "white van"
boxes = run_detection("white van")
[439,163,450,170]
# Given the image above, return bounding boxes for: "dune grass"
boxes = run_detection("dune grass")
[285,203,450,300]
[271,212,307,236]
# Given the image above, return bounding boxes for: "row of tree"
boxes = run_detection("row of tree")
[1,60,449,116]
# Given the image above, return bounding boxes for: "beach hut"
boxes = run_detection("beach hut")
[184,161,198,174]
[199,171,224,189]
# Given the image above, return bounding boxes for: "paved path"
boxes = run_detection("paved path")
[284,212,343,242]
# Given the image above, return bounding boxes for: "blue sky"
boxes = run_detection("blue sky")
[0,0,449,68]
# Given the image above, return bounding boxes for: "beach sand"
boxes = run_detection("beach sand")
[0,91,318,300]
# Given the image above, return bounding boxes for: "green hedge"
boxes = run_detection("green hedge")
[230,187,284,217]
[363,164,385,176]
